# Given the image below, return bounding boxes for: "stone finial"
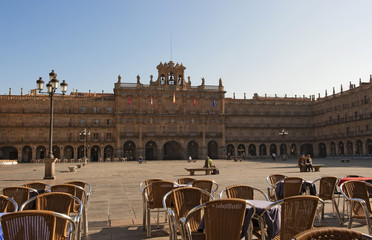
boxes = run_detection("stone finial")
[137,75,140,84]
[349,81,352,89]
[333,87,335,95]
[118,75,121,83]
[341,84,343,93]
[201,77,205,86]
[325,90,327,97]
[219,78,223,87]
[359,78,362,86]
[318,93,320,99]
[233,93,235,99]
[21,88,23,96]
[244,93,246,99]
[9,88,11,96]
[150,75,153,82]
[370,75,372,82]
[188,76,191,83]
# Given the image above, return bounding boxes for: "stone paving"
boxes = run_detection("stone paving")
[0,157,371,239]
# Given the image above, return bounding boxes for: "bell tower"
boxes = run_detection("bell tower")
[151,61,187,89]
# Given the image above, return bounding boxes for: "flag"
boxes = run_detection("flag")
[128,96,131,105]
[193,98,196,106]
[150,96,153,106]
[173,92,175,103]
[213,98,215,107]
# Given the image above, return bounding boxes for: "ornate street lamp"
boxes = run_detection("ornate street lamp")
[79,128,90,164]
[36,70,68,179]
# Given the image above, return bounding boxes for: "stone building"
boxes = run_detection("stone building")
[0,61,371,162]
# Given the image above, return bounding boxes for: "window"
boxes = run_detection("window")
[81,106,86,113]
[93,133,99,140]
[107,107,112,113]
[106,133,112,140]
[356,126,360,134]
[94,107,98,113]
[161,75,165,85]
[168,73,174,85]
[106,119,112,125]
[80,119,85,126]
[355,111,358,119]
[94,119,99,125]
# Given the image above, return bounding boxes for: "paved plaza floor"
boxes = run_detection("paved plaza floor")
[0,157,371,239]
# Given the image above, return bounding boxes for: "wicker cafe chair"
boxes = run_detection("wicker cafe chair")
[2,186,39,211]
[140,179,163,231]
[175,177,197,185]
[311,176,343,225]
[219,184,269,201]
[66,181,92,236]
[340,180,372,235]
[260,195,322,240]
[51,184,86,239]
[192,180,219,198]
[144,180,176,237]
[0,195,18,212]
[0,210,76,240]
[292,227,372,240]
[274,177,304,201]
[19,192,82,240]
[180,198,255,240]
[266,174,287,201]
[24,182,51,193]
[163,187,214,240]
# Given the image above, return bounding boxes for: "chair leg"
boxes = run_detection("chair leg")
[331,198,343,225]
[347,202,353,229]
[142,200,146,231]
[83,204,88,235]
[147,208,151,237]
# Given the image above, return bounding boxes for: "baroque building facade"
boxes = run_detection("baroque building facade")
[0,61,371,162]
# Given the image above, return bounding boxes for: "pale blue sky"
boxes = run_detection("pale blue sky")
[1,1,372,98]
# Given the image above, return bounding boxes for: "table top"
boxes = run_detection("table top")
[338,177,372,186]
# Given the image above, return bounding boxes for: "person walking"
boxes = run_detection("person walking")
[271,152,276,161]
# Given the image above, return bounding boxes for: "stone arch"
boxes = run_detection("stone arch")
[145,141,157,160]
[355,139,363,154]
[36,146,46,159]
[279,144,287,156]
[77,145,85,159]
[259,144,267,156]
[208,140,218,159]
[22,146,32,163]
[226,144,234,158]
[90,145,100,161]
[52,145,60,159]
[290,144,297,158]
[318,143,327,158]
[123,141,136,161]
[300,144,313,156]
[163,141,182,160]
[237,144,245,156]
[366,139,372,154]
[338,141,345,155]
[330,142,336,156]
[270,144,277,154]
[248,144,256,156]
[104,145,114,160]
[187,140,198,160]
[346,140,353,155]
[64,145,74,160]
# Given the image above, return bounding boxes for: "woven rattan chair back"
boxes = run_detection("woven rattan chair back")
[0,195,18,212]
[51,184,85,214]
[203,198,247,240]
[143,179,162,203]
[283,177,304,199]
[342,181,372,218]
[225,185,254,200]
[24,182,50,192]
[280,195,319,240]
[293,227,371,240]
[150,181,175,209]
[318,177,338,201]
[176,177,196,185]
[0,210,75,240]
[3,186,35,211]
[192,180,215,202]
[269,174,286,186]
[172,187,210,232]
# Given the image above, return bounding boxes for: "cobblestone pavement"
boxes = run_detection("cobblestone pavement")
[0,157,371,239]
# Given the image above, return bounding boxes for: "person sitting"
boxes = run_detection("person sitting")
[306,154,314,172]
[204,156,215,168]
[298,154,306,172]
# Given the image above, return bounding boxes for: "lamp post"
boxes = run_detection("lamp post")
[36,70,68,179]
[279,129,288,160]
[79,128,90,164]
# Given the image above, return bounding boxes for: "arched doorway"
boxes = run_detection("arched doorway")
[259,144,266,156]
[90,145,100,161]
[163,141,182,160]
[300,144,313,156]
[338,142,344,155]
[0,146,18,160]
[270,144,277,154]
[226,144,234,159]
[145,141,157,160]
[52,145,60,159]
[208,140,218,159]
[187,141,198,160]
[237,144,245,156]
[355,140,363,155]
[64,146,74,160]
[346,141,353,155]
[318,143,327,158]
[123,141,136,160]
[367,139,372,154]
[22,146,32,162]
[104,145,114,160]
[248,144,256,156]
[36,146,46,159]
[290,144,297,158]
[280,144,287,156]
[330,142,336,156]
[77,145,85,159]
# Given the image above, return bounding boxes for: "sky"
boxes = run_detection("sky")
[1,1,372,99]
